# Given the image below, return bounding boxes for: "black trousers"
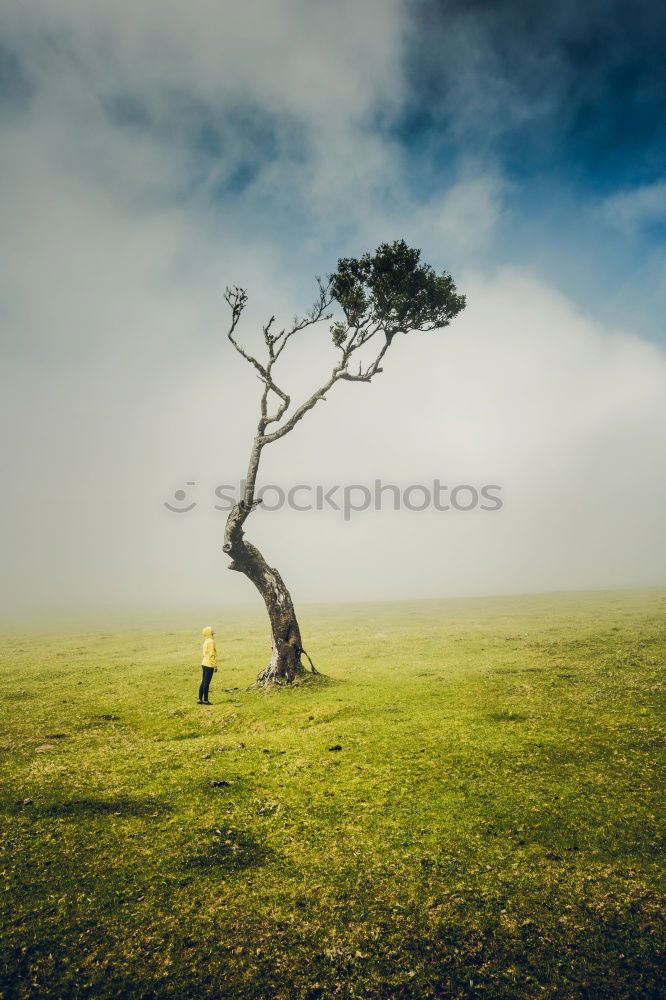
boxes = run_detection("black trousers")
[199,666,214,702]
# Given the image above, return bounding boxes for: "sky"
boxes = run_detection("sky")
[1,0,665,621]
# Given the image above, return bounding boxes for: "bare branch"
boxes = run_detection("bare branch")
[261,369,341,443]
[264,390,291,424]
[262,332,391,442]
[273,277,334,360]
[262,315,276,348]
[338,336,389,382]
[224,285,248,325]
[224,272,396,448]
[224,285,268,379]
[224,287,292,425]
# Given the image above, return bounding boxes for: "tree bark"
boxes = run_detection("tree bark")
[222,434,315,685]
[223,520,308,685]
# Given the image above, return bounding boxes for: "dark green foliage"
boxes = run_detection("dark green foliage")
[330,321,346,348]
[330,239,466,340]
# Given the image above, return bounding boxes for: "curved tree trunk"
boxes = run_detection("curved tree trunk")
[224,525,309,685]
[223,433,317,685]
[222,438,316,685]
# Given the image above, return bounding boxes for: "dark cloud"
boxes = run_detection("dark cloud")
[0,42,33,115]
[403,0,666,189]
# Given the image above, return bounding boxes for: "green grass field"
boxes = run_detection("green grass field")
[1,589,664,1000]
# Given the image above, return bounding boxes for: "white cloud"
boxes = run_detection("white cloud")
[1,0,407,219]
[0,0,417,360]
[421,172,506,257]
[601,180,666,231]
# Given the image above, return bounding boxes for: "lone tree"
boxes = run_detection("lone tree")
[223,240,466,686]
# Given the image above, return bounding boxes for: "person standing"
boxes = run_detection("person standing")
[198,625,217,705]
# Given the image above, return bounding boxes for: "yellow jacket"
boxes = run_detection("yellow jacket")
[201,626,217,668]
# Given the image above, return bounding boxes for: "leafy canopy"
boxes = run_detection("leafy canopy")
[330,239,466,340]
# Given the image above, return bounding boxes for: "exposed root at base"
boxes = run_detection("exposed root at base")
[247,671,333,691]
[299,647,318,674]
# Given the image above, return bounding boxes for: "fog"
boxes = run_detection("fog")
[1,0,664,621]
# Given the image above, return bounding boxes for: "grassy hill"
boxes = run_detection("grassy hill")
[1,589,664,999]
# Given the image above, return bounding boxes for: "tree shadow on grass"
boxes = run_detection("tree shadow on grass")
[493,667,544,675]
[486,711,530,722]
[183,827,274,874]
[82,714,124,729]
[38,797,172,818]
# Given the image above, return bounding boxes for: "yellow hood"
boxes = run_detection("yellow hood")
[201,626,217,668]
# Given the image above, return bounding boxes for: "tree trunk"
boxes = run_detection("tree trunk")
[223,507,313,686]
